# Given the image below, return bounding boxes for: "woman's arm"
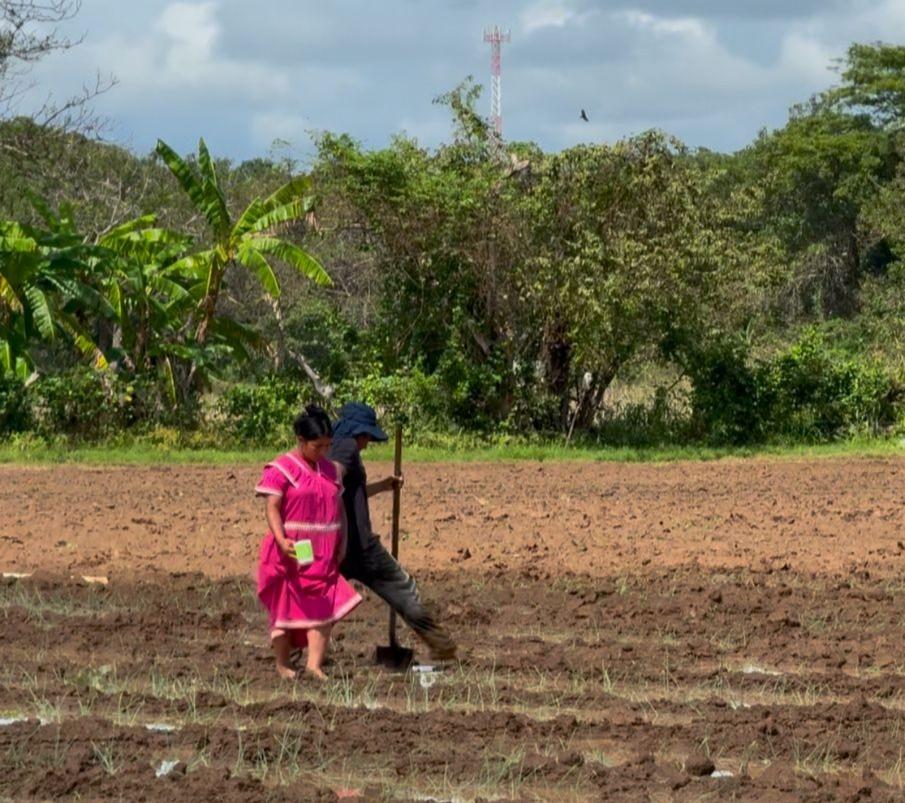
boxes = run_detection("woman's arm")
[265,495,294,559]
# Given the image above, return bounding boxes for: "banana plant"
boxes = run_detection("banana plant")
[155,138,331,348]
[0,214,107,377]
[93,215,195,399]
[98,209,276,401]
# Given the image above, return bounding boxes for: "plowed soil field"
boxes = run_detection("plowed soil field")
[2,456,903,801]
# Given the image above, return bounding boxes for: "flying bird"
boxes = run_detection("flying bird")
[580,109,589,122]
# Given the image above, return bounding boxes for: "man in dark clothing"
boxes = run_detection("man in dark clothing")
[329,402,457,662]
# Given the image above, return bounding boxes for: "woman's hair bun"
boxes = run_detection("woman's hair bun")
[294,404,333,440]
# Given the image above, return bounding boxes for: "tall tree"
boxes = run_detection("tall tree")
[828,42,905,128]
[524,132,733,429]
[741,110,894,318]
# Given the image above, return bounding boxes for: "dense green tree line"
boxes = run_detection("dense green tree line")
[1,40,903,445]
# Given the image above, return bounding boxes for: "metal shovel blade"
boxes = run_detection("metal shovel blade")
[374,642,414,671]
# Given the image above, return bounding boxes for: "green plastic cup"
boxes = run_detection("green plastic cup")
[293,539,314,565]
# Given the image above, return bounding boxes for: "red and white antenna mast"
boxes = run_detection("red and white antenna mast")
[483,25,510,137]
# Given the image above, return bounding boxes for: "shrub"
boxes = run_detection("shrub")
[760,329,901,439]
[217,376,311,444]
[336,368,448,431]
[685,336,766,445]
[30,369,134,440]
[0,376,31,435]
[685,329,903,445]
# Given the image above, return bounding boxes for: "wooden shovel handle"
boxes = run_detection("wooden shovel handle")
[389,424,402,645]
[390,424,402,559]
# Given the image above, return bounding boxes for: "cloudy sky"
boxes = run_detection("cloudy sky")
[14,0,905,162]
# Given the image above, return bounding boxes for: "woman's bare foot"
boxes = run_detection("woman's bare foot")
[276,664,297,680]
[305,666,328,682]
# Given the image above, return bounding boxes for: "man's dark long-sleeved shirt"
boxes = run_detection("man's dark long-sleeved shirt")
[329,437,373,560]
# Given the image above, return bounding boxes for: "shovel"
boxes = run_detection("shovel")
[374,424,415,671]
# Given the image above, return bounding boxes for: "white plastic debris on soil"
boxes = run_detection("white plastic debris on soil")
[0,716,28,726]
[711,770,734,778]
[155,759,180,778]
[741,664,782,676]
[145,723,178,733]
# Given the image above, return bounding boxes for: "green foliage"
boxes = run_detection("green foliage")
[595,387,691,448]
[280,299,357,385]
[829,42,905,128]
[0,375,30,434]
[685,335,765,445]
[315,123,735,434]
[685,330,902,445]
[217,376,310,444]
[30,368,135,439]
[525,131,732,428]
[741,110,894,318]
[761,330,900,439]
[4,42,905,449]
[0,213,107,375]
[336,368,447,430]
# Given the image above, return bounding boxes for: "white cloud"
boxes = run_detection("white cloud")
[157,2,219,74]
[87,1,292,100]
[861,0,905,36]
[621,9,710,40]
[522,1,576,34]
[13,0,905,159]
[777,33,835,86]
[508,5,844,150]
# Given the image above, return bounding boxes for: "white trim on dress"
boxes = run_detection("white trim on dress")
[270,593,363,637]
[284,520,342,533]
[255,485,283,498]
[266,460,299,488]
[285,452,320,475]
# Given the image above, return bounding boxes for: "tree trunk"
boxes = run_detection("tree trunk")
[286,346,334,402]
[574,363,619,431]
[543,321,572,428]
[821,232,861,318]
[193,263,225,346]
[269,296,286,372]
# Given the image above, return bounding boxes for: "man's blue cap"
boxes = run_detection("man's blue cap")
[333,401,389,442]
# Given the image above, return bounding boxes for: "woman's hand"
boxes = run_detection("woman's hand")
[276,538,296,560]
[264,496,295,560]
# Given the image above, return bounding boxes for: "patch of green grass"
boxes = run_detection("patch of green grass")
[0,583,130,621]
[881,749,904,790]
[792,739,842,778]
[90,742,123,776]
[0,435,901,466]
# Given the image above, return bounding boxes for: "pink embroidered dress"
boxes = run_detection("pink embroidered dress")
[256,452,362,648]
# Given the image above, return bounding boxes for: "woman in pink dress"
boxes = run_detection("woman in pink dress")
[256,405,362,680]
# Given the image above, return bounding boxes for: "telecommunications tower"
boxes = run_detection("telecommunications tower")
[483,25,510,137]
